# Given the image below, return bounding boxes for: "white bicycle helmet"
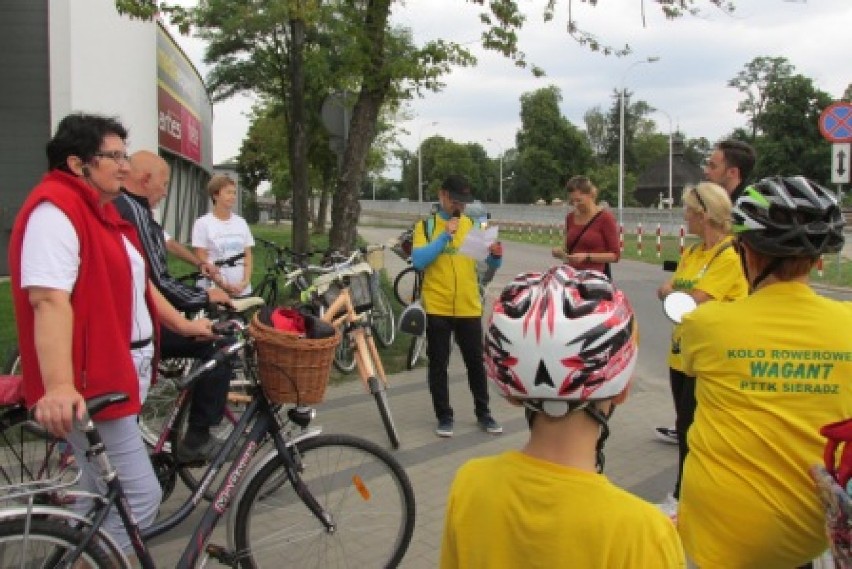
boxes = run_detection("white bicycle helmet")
[485,266,638,414]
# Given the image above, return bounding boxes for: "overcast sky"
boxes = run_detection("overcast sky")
[168,0,852,169]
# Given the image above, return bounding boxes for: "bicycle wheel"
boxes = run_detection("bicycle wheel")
[3,348,20,375]
[370,287,396,348]
[406,334,427,370]
[392,266,420,307]
[332,333,357,374]
[0,406,74,505]
[0,517,114,568]
[233,434,415,568]
[369,376,400,449]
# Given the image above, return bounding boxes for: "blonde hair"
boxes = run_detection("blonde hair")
[207,174,235,202]
[682,182,732,233]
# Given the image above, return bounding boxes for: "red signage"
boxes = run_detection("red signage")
[158,88,202,163]
[819,102,852,143]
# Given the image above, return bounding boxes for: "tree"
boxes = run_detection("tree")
[728,56,795,140]
[513,86,593,204]
[751,74,833,182]
[583,106,608,158]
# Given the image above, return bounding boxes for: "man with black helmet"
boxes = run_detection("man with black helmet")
[677,176,852,567]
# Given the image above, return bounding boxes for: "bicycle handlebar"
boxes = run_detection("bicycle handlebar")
[174,339,245,391]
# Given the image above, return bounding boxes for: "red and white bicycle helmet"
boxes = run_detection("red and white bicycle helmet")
[485,266,638,414]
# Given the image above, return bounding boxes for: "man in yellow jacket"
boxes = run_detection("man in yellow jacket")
[411,175,503,437]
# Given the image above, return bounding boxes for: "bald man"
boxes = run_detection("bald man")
[114,151,234,462]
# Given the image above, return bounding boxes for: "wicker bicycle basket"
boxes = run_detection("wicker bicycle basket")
[249,314,340,404]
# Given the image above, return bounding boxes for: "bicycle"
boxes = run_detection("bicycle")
[0,376,76,506]
[392,265,427,371]
[253,238,319,307]
[0,327,416,568]
[292,249,402,449]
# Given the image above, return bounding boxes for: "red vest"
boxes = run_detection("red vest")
[8,171,158,420]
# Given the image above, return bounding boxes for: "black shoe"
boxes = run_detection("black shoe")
[176,434,220,464]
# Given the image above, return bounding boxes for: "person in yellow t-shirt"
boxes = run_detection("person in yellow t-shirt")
[440,266,685,569]
[411,175,503,438]
[654,182,748,518]
[678,176,851,568]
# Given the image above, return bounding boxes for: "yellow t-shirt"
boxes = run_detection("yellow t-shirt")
[678,282,852,568]
[667,237,748,371]
[413,214,482,317]
[440,451,685,569]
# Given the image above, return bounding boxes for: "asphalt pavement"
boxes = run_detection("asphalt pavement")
[150,225,852,567]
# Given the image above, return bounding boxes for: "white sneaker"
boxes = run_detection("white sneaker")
[654,426,678,445]
[656,493,678,523]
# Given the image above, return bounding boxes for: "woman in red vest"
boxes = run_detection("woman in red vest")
[9,113,215,554]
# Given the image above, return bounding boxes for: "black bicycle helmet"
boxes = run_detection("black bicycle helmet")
[732,176,845,257]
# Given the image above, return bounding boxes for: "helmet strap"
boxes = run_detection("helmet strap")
[584,403,614,473]
[751,257,783,291]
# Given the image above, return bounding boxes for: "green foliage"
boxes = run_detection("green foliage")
[0,281,15,365]
[513,86,593,204]
[728,56,794,139]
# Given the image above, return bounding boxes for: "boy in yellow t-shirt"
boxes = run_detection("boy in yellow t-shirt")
[678,176,851,568]
[441,267,685,569]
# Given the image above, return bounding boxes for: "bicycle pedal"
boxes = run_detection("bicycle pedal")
[206,543,238,566]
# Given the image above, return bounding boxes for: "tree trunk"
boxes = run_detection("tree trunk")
[328,0,392,251]
[288,15,310,253]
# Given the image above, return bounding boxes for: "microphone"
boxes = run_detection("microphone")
[450,209,461,235]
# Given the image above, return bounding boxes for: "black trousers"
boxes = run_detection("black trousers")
[425,315,491,422]
[159,326,231,429]
[669,367,696,499]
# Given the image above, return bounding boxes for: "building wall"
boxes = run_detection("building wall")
[0,1,214,274]
[0,0,51,276]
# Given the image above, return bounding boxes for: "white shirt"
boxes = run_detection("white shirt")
[191,212,255,295]
[21,202,154,400]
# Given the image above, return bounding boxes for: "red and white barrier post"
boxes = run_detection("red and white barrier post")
[619,225,624,253]
[637,223,643,256]
[656,223,662,258]
[817,256,824,277]
[679,225,685,256]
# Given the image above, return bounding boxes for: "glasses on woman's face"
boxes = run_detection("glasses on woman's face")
[94,150,131,164]
[692,188,707,212]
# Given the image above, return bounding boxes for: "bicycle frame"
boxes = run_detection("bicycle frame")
[49,386,330,568]
[321,287,388,390]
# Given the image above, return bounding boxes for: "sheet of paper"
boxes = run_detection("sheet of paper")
[458,225,499,261]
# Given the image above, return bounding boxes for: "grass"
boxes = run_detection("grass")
[499,227,852,288]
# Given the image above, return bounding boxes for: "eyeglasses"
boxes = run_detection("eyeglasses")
[692,188,707,212]
[94,150,131,164]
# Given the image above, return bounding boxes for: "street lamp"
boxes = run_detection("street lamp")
[655,108,673,208]
[417,121,439,203]
[487,138,504,204]
[618,56,660,226]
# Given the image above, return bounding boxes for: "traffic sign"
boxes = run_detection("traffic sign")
[832,143,851,184]
[820,102,852,143]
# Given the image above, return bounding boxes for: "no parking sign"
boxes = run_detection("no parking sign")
[820,102,852,143]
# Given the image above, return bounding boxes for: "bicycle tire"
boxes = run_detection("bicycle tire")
[369,376,400,449]
[232,433,415,568]
[406,334,427,370]
[370,287,396,348]
[392,266,421,307]
[332,334,357,374]
[0,517,114,568]
[0,406,74,506]
[2,347,21,375]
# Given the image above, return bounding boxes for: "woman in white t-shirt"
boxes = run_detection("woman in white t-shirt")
[192,175,255,297]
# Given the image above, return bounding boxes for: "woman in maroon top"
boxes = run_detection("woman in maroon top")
[551,175,620,276]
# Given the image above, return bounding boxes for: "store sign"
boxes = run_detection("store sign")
[156,27,210,165]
